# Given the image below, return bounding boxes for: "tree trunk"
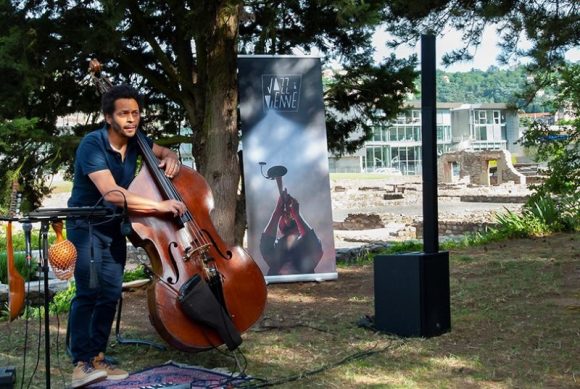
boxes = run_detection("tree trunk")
[199,1,241,245]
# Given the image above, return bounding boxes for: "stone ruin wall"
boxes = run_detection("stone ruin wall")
[334,212,499,240]
[330,175,529,241]
[414,220,498,239]
[439,149,526,186]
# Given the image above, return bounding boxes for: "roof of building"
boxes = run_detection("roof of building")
[405,100,511,110]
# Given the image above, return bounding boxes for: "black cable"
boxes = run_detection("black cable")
[120,196,132,236]
[19,233,36,389]
[237,340,406,388]
[25,274,43,389]
[188,348,255,389]
[254,322,331,334]
[66,188,128,230]
[20,234,43,389]
[54,312,68,388]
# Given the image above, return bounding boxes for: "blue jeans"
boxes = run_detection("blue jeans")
[67,220,126,363]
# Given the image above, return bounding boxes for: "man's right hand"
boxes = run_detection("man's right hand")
[159,199,187,217]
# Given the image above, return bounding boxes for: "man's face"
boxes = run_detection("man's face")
[106,98,140,138]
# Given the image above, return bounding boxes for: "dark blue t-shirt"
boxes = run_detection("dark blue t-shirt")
[68,126,153,210]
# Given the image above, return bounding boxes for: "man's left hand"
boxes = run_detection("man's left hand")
[158,157,181,178]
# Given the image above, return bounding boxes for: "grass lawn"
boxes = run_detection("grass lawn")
[0,232,578,388]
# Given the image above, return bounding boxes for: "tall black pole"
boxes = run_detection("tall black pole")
[40,221,51,388]
[420,34,439,254]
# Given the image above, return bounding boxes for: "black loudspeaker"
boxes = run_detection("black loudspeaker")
[374,251,451,337]
[0,366,15,389]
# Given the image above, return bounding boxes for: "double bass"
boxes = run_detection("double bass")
[89,60,267,351]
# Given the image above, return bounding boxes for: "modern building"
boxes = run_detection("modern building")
[328,101,522,175]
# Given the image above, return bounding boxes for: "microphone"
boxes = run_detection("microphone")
[120,198,132,236]
[22,221,32,263]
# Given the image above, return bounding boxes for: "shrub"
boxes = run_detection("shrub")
[23,264,151,318]
[0,252,38,283]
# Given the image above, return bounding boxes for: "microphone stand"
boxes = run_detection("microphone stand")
[20,206,117,389]
[39,220,51,389]
[21,221,33,385]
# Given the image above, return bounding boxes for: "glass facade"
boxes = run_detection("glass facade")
[364,109,453,174]
[366,146,391,169]
[390,146,422,175]
[330,103,517,175]
[472,109,507,141]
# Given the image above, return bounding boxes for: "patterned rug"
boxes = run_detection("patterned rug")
[87,361,251,388]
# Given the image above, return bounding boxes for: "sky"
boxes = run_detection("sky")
[372,25,580,72]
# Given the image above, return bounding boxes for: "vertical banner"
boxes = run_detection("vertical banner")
[239,55,337,283]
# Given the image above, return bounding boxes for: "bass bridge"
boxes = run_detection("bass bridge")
[182,243,211,262]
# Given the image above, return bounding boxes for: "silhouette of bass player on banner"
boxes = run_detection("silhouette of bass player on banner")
[259,164,323,276]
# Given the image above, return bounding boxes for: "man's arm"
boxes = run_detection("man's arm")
[88,169,186,217]
[152,143,181,178]
[262,194,285,237]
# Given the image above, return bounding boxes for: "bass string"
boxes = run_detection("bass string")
[135,131,210,249]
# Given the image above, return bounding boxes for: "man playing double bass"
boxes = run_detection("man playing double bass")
[66,84,186,388]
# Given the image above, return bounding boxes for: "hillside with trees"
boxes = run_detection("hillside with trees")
[428,66,557,112]
[437,66,526,103]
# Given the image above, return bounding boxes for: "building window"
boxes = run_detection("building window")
[371,125,385,141]
[365,145,391,172]
[391,145,421,175]
[437,125,452,142]
[436,110,451,125]
[477,126,487,140]
[478,110,487,124]
[411,110,421,123]
[387,125,421,142]
[473,109,507,141]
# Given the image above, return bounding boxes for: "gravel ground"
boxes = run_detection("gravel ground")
[38,178,527,249]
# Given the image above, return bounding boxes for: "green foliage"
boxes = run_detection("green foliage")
[529,193,579,232]
[493,209,549,238]
[26,281,76,318]
[23,265,150,319]
[490,194,579,240]
[519,64,579,216]
[435,66,555,110]
[0,229,53,253]
[123,265,148,282]
[48,281,76,315]
[385,240,423,254]
[0,251,37,283]
[0,228,55,283]
[0,118,64,212]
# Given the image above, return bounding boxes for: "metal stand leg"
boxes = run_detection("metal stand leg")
[114,292,166,350]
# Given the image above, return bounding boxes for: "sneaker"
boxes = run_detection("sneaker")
[92,352,129,380]
[71,361,107,388]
